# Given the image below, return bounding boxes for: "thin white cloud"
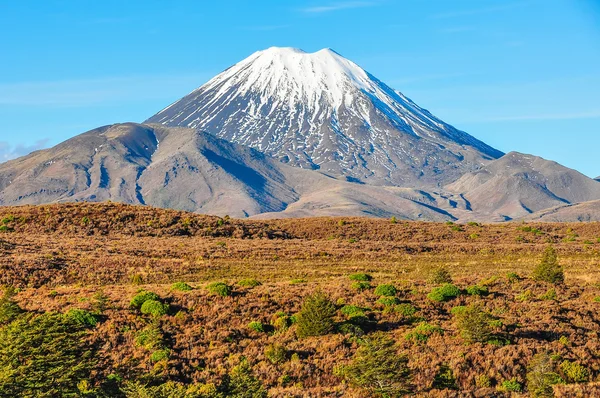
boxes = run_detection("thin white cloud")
[302,1,378,13]
[0,139,50,163]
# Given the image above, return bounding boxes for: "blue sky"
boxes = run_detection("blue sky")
[1,0,599,177]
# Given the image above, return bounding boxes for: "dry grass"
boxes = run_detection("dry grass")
[2,202,600,396]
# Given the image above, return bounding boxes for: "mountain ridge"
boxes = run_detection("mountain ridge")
[146,47,503,187]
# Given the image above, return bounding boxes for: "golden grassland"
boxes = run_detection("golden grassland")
[1,202,600,397]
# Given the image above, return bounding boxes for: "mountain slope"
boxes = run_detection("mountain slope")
[447,152,600,221]
[0,123,465,220]
[146,47,503,187]
[522,200,600,222]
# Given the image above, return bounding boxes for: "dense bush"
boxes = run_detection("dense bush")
[220,359,267,398]
[237,278,262,288]
[247,321,265,333]
[351,281,371,291]
[429,267,452,284]
[432,364,457,390]
[264,344,287,364]
[130,290,160,308]
[466,285,488,296]
[500,378,522,392]
[532,246,564,284]
[405,322,443,344]
[349,273,372,282]
[140,300,170,317]
[376,296,401,307]
[454,304,494,344]
[394,303,417,318]
[171,282,193,292]
[0,312,95,396]
[374,284,397,297]
[295,291,336,338]
[206,282,232,297]
[527,352,563,398]
[0,287,21,325]
[560,360,589,383]
[427,284,461,302]
[339,332,412,397]
[66,309,97,327]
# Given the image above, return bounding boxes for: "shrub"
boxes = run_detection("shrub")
[506,272,521,283]
[0,313,95,396]
[390,216,398,224]
[500,378,522,392]
[238,278,262,288]
[374,284,397,297]
[433,364,457,390]
[247,321,265,333]
[206,282,232,297]
[454,305,494,344]
[140,300,169,317]
[517,290,533,302]
[404,322,443,344]
[130,290,160,309]
[466,285,488,296]
[264,344,287,364]
[539,288,557,301]
[594,296,600,303]
[349,273,372,282]
[429,267,453,284]
[135,324,164,350]
[560,360,589,383]
[0,286,21,325]
[338,332,411,397]
[427,284,461,302]
[171,282,193,292]
[475,374,492,388]
[271,313,291,332]
[340,305,367,318]
[377,296,401,307]
[450,305,467,315]
[394,303,417,318]
[527,352,563,398]
[290,278,308,285]
[532,246,564,284]
[351,281,371,291]
[66,309,97,327]
[295,292,337,338]
[221,359,267,397]
[150,349,170,363]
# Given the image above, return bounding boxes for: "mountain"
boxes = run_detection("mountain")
[595,176,600,182]
[0,123,465,220]
[447,152,600,221]
[146,47,503,187]
[522,200,600,222]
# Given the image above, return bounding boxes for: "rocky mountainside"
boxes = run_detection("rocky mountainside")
[522,200,600,222]
[446,152,600,221]
[146,47,503,187]
[0,123,466,220]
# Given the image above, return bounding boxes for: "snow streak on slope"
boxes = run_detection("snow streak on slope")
[147,47,503,187]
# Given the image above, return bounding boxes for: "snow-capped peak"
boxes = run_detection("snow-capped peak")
[201,47,374,111]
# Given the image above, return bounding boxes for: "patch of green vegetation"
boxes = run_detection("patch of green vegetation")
[65,309,97,327]
[171,281,193,292]
[532,246,564,284]
[295,292,336,338]
[348,273,372,282]
[527,352,563,398]
[466,285,488,296]
[130,290,160,309]
[499,378,522,392]
[427,284,461,302]
[560,360,589,383]
[404,322,443,344]
[206,282,232,297]
[374,284,397,297]
[140,300,169,317]
[247,321,265,333]
[264,344,287,364]
[428,267,452,284]
[376,296,400,307]
[290,278,308,285]
[351,281,371,291]
[539,288,557,301]
[237,278,262,288]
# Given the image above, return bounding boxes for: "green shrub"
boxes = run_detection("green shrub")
[433,364,457,390]
[376,296,400,307]
[374,284,397,297]
[475,374,492,388]
[150,349,170,363]
[394,303,417,318]
[349,273,372,282]
[532,246,564,284]
[221,359,267,397]
[338,332,411,397]
[140,300,169,317]
[527,352,563,398]
[593,296,600,303]
[295,292,336,338]
[238,278,262,288]
[272,313,291,332]
[427,284,461,302]
[351,281,371,291]
[130,290,160,309]
[290,278,308,285]
[66,309,97,327]
[340,305,367,318]
[247,321,265,333]
[560,360,589,383]
[517,289,533,302]
[0,313,95,396]
[539,288,557,301]
[135,324,164,350]
[0,286,22,325]
[500,378,522,392]
[466,285,488,296]
[171,282,193,292]
[506,272,521,283]
[206,282,232,297]
[405,322,443,344]
[429,267,453,284]
[450,306,467,315]
[264,344,287,364]
[454,305,494,344]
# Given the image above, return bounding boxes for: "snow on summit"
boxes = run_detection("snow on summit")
[146,47,503,187]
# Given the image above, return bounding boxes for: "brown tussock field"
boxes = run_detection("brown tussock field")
[1,202,600,397]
